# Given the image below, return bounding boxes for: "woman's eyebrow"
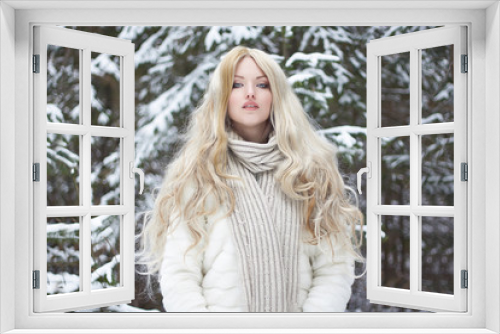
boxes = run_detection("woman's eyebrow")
[234,75,268,79]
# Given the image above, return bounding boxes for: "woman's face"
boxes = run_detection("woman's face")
[227,56,273,133]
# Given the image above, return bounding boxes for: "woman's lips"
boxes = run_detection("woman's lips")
[243,102,259,110]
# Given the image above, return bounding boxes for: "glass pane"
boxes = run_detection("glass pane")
[421,45,454,124]
[381,52,410,127]
[91,52,121,127]
[91,136,121,205]
[421,134,454,206]
[381,215,410,290]
[381,136,410,205]
[91,215,121,290]
[47,45,80,124]
[47,133,80,206]
[47,217,80,295]
[421,216,454,294]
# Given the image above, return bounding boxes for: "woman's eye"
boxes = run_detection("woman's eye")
[257,83,269,89]
[232,82,243,88]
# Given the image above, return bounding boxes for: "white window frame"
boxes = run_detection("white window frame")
[33,25,136,312]
[365,26,468,312]
[1,1,499,333]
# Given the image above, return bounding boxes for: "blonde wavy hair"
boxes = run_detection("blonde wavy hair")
[139,46,364,276]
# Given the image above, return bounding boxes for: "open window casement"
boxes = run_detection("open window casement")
[361,26,467,312]
[33,26,140,312]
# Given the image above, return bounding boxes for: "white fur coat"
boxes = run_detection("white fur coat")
[159,202,355,312]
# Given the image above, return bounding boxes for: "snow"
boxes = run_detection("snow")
[229,26,261,45]
[434,82,453,100]
[47,104,64,122]
[46,25,453,313]
[91,53,121,80]
[285,52,340,68]
[91,255,120,285]
[47,222,79,234]
[47,272,80,295]
[318,126,366,149]
[118,26,146,41]
[205,26,222,51]
[135,27,169,64]
[287,72,316,84]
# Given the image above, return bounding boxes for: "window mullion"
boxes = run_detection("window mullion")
[90,205,129,216]
[81,213,91,293]
[78,47,85,293]
[416,48,424,294]
[45,123,130,138]
[372,123,454,138]
[82,47,92,294]
[409,47,420,295]
[373,205,455,217]
[121,51,136,295]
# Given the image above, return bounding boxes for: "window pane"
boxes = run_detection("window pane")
[91,136,121,205]
[381,215,410,290]
[421,216,454,294]
[421,45,454,124]
[91,215,121,290]
[421,134,454,206]
[381,52,410,127]
[47,133,80,206]
[47,45,80,124]
[91,52,121,127]
[381,136,410,205]
[47,217,80,295]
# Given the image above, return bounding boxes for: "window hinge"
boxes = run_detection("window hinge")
[33,54,40,73]
[33,270,40,289]
[461,54,468,73]
[33,163,40,182]
[461,270,468,289]
[461,162,468,181]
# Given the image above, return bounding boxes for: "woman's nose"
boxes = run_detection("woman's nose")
[245,85,255,98]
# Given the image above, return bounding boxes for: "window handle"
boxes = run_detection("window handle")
[357,162,371,195]
[129,162,144,195]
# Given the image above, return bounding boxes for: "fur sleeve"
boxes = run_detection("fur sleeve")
[301,240,355,312]
[159,218,209,312]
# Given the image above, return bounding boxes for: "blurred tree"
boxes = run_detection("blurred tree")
[45,25,454,313]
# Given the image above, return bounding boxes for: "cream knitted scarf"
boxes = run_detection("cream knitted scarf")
[226,130,302,312]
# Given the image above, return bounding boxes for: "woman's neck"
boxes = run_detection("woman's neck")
[232,121,273,144]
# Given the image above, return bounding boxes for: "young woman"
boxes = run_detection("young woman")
[140,46,363,312]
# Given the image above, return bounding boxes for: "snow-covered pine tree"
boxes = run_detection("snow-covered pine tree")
[46,25,452,312]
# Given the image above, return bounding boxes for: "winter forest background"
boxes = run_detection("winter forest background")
[46,26,455,312]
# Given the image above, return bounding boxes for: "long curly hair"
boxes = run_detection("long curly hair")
[138,46,364,276]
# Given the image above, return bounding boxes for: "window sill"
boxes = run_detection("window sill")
[3,329,498,334]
